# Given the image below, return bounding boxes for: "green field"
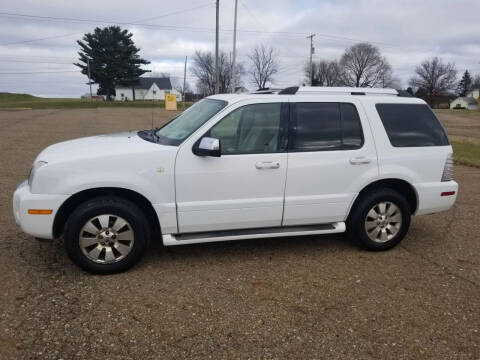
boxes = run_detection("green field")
[0,92,192,109]
[451,141,480,168]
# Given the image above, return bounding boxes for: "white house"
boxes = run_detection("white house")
[115,77,182,101]
[450,97,478,110]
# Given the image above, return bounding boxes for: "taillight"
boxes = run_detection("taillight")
[441,153,454,182]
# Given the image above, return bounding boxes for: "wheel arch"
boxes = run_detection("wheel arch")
[347,178,418,219]
[53,187,161,240]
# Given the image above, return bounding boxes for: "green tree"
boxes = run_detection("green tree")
[457,70,472,96]
[74,26,150,100]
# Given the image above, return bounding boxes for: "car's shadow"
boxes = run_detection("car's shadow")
[27,232,354,276]
[142,233,353,265]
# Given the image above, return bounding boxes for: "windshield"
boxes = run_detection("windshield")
[155,99,227,145]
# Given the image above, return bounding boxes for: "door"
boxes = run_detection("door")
[175,100,288,233]
[283,99,378,226]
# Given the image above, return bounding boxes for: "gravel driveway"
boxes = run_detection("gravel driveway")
[0,108,478,359]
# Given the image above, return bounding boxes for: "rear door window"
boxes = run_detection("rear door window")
[376,103,449,147]
[289,102,363,151]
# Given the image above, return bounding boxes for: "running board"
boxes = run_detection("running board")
[162,222,345,246]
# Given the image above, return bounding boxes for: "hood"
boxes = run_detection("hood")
[36,131,168,164]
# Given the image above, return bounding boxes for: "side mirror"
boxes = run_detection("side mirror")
[193,137,221,157]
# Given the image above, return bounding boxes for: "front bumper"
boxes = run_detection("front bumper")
[414,180,458,215]
[13,180,69,239]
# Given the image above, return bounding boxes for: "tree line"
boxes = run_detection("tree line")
[75,26,480,106]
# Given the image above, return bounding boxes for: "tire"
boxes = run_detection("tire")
[346,188,411,251]
[64,196,150,274]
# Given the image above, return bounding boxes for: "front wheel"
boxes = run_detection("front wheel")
[64,196,149,274]
[347,188,411,251]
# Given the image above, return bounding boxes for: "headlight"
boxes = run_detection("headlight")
[28,161,48,187]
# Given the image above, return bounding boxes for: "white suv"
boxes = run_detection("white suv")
[13,87,458,273]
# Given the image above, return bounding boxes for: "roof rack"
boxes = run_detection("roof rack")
[249,86,400,97]
[250,88,282,94]
[295,87,398,96]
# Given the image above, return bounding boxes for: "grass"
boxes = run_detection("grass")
[0,92,192,109]
[451,141,480,168]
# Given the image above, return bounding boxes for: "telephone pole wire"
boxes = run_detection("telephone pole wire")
[231,0,238,93]
[214,0,220,94]
[307,33,315,86]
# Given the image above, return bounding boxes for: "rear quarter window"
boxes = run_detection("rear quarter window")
[376,103,449,147]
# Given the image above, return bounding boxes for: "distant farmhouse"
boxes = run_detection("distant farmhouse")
[115,77,182,101]
[450,88,479,110]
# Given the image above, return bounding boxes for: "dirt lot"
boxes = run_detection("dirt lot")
[435,110,480,140]
[0,108,479,359]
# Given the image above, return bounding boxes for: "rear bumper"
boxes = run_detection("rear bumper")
[414,180,458,215]
[13,180,69,239]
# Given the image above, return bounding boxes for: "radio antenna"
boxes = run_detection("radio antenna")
[151,96,154,129]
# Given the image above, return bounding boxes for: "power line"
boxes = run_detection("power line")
[0,54,75,60]
[239,0,267,32]
[0,59,73,64]
[0,3,214,46]
[0,10,405,48]
[0,10,309,36]
[0,70,79,74]
[133,2,214,23]
[0,32,81,46]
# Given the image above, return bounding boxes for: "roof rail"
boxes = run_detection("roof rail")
[295,86,398,96]
[250,88,282,94]
[278,86,299,95]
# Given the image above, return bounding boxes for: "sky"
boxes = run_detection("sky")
[0,0,479,97]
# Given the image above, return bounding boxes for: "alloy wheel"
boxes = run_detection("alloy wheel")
[364,201,402,243]
[79,214,135,263]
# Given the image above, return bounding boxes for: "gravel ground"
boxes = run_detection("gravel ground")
[0,108,478,359]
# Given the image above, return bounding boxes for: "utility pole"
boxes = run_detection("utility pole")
[183,56,187,109]
[214,0,220,94]
[306,34,315,86]
[87,58,93,100]
[231,0,238,93]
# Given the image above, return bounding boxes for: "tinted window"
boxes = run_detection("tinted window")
[210,103,282,154]
[376,104,449,147]
[291,103,363,151]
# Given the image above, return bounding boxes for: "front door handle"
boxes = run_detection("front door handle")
[349,157,371,165]
[255,161,280,169]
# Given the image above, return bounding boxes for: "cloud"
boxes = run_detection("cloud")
[0,0,479,96]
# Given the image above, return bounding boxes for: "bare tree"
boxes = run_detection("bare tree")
[248,45,279,89]
[339,42,393,88]
[379,72,401,89]
[191,50,244,95]
[305,59,342,86]
[409,57,457,107]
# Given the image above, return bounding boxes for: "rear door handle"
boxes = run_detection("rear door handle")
[255,161,280,169]
[349,157,371,165]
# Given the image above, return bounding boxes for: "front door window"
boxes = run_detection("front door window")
[210,103,282,154]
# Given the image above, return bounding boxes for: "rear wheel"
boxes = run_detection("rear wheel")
[347,188,411,251]
[64,196,149,274]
